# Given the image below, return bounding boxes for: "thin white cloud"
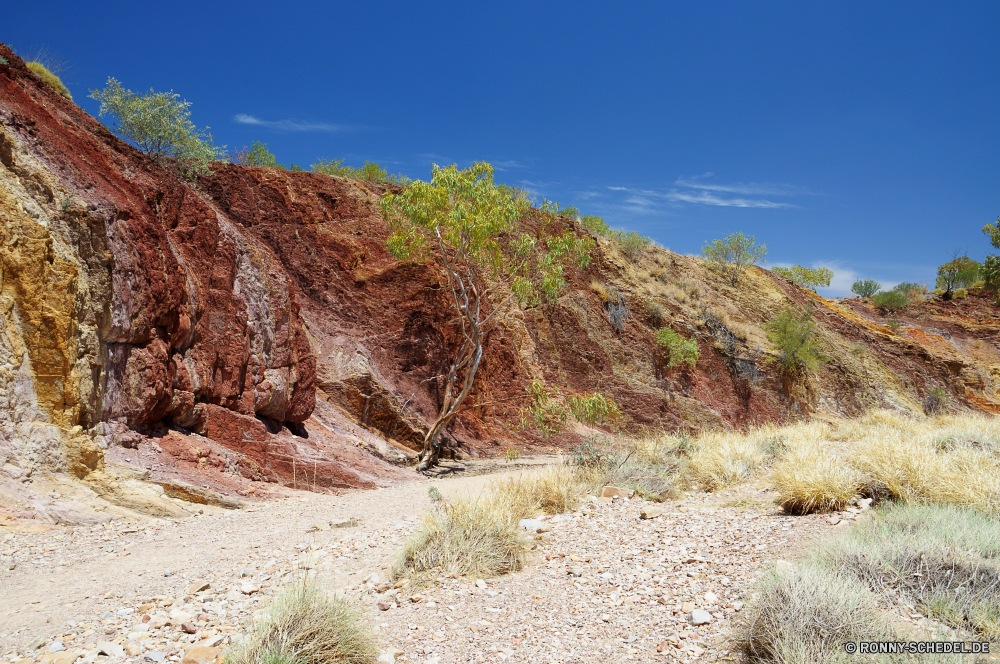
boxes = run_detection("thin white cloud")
[234,114,350,132]
[665,190,793,209]
[675,178,817,196]
[492,160,525,171]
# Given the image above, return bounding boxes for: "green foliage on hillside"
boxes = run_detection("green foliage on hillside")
[936,254,980,298]
[312,158,411,184]
[702,232,768,287]
[870,290,909,312]
[655,328,699,369]
[850,279,881,298]
[89,78,224,179]
[26,61,71,100]
[235,141,280,168]
[580,215,611,236]
[765,307,826,376]
[772,265,833,290]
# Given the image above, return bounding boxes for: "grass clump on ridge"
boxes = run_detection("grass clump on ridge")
[312,158,411,184]
[226,576,378,664]
[26,61,72,100]
[571,438,681,502]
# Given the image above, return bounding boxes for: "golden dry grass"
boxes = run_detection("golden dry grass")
[680,410,1000,514]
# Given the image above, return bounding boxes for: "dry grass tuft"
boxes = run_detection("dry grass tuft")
[770,441,861,514]
[572,438,681,501]
[736,565,891,664]
[818,503,1000,639]
[227,577,378,664]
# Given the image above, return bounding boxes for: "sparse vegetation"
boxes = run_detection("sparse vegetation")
[26,61,71,100]
[235,141,280,168]
[610,229,651,261]
[937,253,980,300]
[0,56,8,66]
[644,299,667,324]
[771,265,833,290]
[89,78,224,178]
[580,215,611,236]
[765,307,826,376]
[702,232,767,287]
[313,158,411,184]
[655,327,699,369]
[227,577,378,664]
[851,278,881,298]
[871,289,910,312]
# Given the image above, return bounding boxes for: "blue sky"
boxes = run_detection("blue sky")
[7,1,999,295]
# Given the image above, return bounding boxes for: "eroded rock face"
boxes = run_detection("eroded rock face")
[0,46,313,486]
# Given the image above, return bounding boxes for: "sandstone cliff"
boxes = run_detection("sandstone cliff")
[0,43,996,525]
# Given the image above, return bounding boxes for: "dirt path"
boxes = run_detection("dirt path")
[0,464,841,664]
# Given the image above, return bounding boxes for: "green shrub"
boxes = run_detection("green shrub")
[0,56,9,66]
[702,232,767,287]
[923,387,949,415]
[983,255,1000,301]
[89,77,224,178]
[765,307,826,375]
[556,205,579,217]
[235,141,280,168]
[656,327,699,369]
[953,287,968,299]
[891,281,924,299]
[226,577,378,664]
[771,265,833,290]
[871,290,910,312]
[580,215,611,236]
[850,278,881,298]
[567,392,621,425]
[26,61,71,100]
[611,229,651,261]
[645,299,666,324]
[312,158,410,184]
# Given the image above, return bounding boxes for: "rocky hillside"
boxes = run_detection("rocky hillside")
[0,43,996,524]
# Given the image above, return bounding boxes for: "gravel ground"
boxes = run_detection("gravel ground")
[0,470,845,664]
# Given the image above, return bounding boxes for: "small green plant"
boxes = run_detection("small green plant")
[655,327,699,369]
[26,61,71,100]
[983,254,1000,302]
[235,141,280,168]
[556,204,579,217]
[0,56,8,66]
[580,215,611,236]
[885,318,902,333]
[289,162,305,172]
[870,290,909,312]
[567,392,622,426]
[702,232,767,287]
[60,197,73,211]
[312,158,410,184]
[891,281,924,299]
[771,265,833,290]
[765,307,826,376]
[520,381,619,436]
[89,77,224,179]
[923,387,949,415]
[850,278,881,298]
[428,486,444,503]
[610,229,651,261]
[502,446,520,463]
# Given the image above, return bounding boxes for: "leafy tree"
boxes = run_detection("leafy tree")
[765,307,826,376]
[235,141,280,168]
[982,255,1000,302]
[379,163,604,469]
[984,216,1000,249]
[655,328,699,369]
[556,205,580,217]
[89,78,224,178]
[702,232,768,287]
[610,229,651,261]
[851,279,881,298]
[772,265,833,290]
[936,254,980,299]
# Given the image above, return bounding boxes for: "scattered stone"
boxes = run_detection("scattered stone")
[567,567,584,577]
[733,601,744,612]
[689,609,713,625]
[96,642,125,658]
[240,583,260,595]
[181,646,220,664]
[181,623,198,634]
[186,580,210,594]
[681,602,695,613]
[47,641,64,653]
[518,519,546,533]
[330,518,359,529]
[704,591,718,605]
[38,652,80,664]
[640,506,663,520]
[475,579,487,589]
[144,652,167,662]
[377,601,393,611]
[600,486,633,499]
[125,642,144,656]
[828,515,841,525]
